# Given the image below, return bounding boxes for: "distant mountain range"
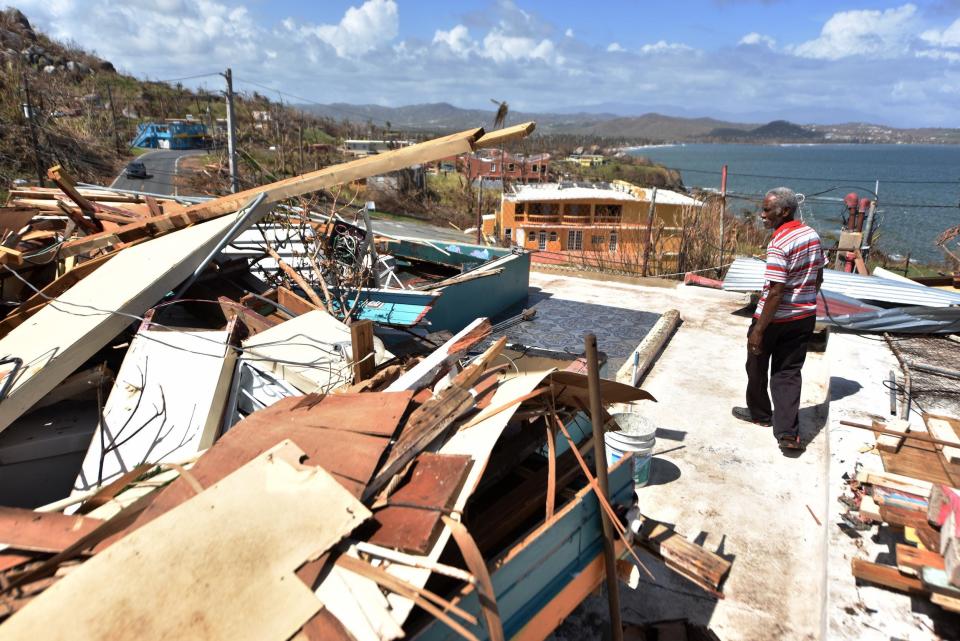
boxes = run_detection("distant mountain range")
[298,102,960,144]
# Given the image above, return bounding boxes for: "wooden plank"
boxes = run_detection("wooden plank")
[636,519,732,591]
[1,441,371,641]
[367,453,472,554]
[53,125,536,259]
[277,285,321,316]
[856,470,934,498]
[0,507,102,553]
[365,384,475,500]
[880,442,960,488]
[72,324,237,492]
[896,543,945,576]
[876,418,910,453]
[927,416,960,465]
[931,591,960,613]
[386,317,492,392]
[0,211,269,435]
[351,319,376,384]
[921,565,960,598]
[381,371,553,625]
[851,558,927,594]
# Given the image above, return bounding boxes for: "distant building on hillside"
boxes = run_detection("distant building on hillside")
[341,139,413,157]
[459,150,550,183]
[483,180,702,272]
[131,120,210,150]
[564,153,608,167]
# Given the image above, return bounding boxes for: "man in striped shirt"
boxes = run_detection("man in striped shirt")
[732,187,825,451]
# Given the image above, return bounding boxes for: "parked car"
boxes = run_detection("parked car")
[125,161,148,179]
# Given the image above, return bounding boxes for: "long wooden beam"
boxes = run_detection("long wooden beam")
[53,123,535,259]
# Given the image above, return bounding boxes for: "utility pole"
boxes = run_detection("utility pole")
[20,69,45,187]
[719,164,728,275]
[105,83,122,154]
[221,68,239,193]
[298,114,304,174]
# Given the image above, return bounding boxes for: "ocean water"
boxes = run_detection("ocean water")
[627,144,960,263]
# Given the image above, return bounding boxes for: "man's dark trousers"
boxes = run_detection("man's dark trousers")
[745,315,816,439]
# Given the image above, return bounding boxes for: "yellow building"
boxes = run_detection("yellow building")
[484,181,703,271]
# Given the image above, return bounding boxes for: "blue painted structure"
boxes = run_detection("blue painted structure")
[385,240,531,333]
[131,121,209,149]
[331,288,439,327]
[414,453,634,641]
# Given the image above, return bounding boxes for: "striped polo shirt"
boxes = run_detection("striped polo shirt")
[755,220,826,322]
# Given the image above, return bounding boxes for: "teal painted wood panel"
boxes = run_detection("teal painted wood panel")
[414,456,634,641]
[423,252,531,332]
[331,288,437,327]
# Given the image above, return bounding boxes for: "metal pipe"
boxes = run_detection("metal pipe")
[888,370,897,416]
[911,362,960,381]
[584,333,624,641]
[885,334,912,420]
[172,193,270,299]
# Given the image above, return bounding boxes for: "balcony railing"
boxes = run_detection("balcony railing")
[562,214,591,225]
[593,215,622,224]
[526,214,561,224]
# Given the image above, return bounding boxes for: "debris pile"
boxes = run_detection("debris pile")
[0,123,731,639]
[840,414,960,615]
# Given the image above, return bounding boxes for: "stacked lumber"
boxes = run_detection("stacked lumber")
[848,470,960,613]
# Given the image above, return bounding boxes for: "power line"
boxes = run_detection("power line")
[658,164,960,186]
[232,77,401,127]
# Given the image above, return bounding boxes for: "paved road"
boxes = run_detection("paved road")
[111,149,206,197]
[369,216,476,244]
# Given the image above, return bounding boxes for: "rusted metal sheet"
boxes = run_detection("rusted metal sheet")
[0,506,102,553]
[367,453,472,554]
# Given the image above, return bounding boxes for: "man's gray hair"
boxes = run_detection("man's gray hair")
[765,187,798,216]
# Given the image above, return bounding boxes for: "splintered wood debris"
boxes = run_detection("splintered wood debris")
[0,122,733,640]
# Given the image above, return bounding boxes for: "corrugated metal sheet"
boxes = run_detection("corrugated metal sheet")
[723,258,960,308]
[818,305,960,334]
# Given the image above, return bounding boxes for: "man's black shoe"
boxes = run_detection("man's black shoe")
[778,434,805,451]
[731,406,772,427]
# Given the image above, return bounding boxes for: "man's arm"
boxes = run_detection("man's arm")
[748,282,784,354]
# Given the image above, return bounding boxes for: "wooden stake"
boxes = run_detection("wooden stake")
[584,333,623,641]
[350,320,376,384]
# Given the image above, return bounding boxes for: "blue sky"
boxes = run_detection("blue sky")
[17,0,960,126]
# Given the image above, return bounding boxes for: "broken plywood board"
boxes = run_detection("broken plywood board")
[241,309,392,394]
[2,440,370,641]
[73,324,238,492]
[0,507,102,553]
[381,370,553,626]
[926,415,960,465]
[123,393,402,538]
[0,211,269,435]
[875,418,910,453]
[367,453,473,554]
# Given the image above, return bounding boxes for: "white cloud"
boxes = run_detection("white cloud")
[916,49,960,62]
[481,29,559,64]
[790,4,917,60]
[565,28,574,38]
[303,0,398,58]
[739,32,775,48]
[433,24,474,57]
[607,42,625,52]
[639,40,694,54]
[921,17,960,48]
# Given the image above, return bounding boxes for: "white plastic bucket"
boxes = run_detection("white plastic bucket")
[605,412,656,489]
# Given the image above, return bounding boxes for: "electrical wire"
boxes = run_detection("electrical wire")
[0,264,371,379]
